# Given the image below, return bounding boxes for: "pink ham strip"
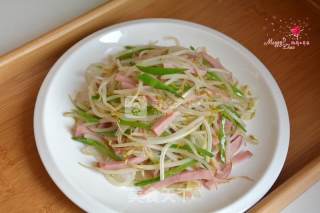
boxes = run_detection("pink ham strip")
[202,177,230,190]
[113,148,128,155]
[201,52,225,69]
[120,81,136,89]
[204,162,232,189]
[202,179,217,190]
[230,135,243,157]
[74,123,92,137]
[225,120,233,132]
[140,169,214,195]
[115,73,137,89]
[212,136,219,146]
[215,163,232,179]
[151,111,180,136]
[115,73,135,83]
[97,156,147,170]
[75,122,114,141]
[232,150,253,164]
[164,61,195,74]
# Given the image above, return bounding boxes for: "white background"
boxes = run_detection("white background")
[0,0,318,212]
[0,0,105,55]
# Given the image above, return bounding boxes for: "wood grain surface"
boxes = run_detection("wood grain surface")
[0,0,319,212]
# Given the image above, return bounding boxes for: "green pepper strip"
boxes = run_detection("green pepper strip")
[138,73,181,97]
[218,116,227,164]
[220,106,246,132]
[171,144,214,158]
[134,160,197,187]
[136,65,186,75]
[73,108,100,123]
[91,94,100,100]
[223,104,240,117]
[206,71,222,81]
[117,47,154,60]
[206,71,244,98]
[231,85,244,97]
[72,137,122,161]
[119,118,151,129]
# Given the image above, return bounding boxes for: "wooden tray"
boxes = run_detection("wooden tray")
[0,0,319,212]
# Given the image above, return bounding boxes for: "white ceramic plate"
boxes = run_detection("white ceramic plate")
[34,19,290,213]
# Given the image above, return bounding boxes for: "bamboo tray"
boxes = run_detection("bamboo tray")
[0,0,319,212]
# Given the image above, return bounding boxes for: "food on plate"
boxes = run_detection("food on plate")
[65,40,257,197]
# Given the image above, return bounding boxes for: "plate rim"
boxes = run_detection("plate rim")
[34,18,290,213]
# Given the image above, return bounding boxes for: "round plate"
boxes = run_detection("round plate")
[34,19,290,213]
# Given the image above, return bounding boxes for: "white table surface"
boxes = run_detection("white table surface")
[0,0,105,55]
[0,1,318,212]
[281,181,320,213]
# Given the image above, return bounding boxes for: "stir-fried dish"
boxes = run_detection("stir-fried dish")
[65,41,258,197]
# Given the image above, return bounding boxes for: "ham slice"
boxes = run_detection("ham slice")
[120,81,136,89]
[151,111,180,136]
[212,135,219,146]
[201,52,225,69]
[215,163,232,179]
[202,179,217,190]
[74,123,91,137]
[98,156,147,170]
[202,162,232,189]
[202,177,230,190]
[232,150,253,164]
[115,73,137,89]
[230,135,243,156]
[140,169,214,195]
[225,120,233,132]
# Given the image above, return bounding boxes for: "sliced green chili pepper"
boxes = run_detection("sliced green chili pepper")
[218,116,227,164]
[137,65,186,75]
[203,57,212,67]
[206,71,223,81]
[119,118,151,129]
[165,159,197,177]
[73,137,122,161]
[219,105,246,132]
[138,73,181,97]
[134,176,159,187]
[117,47,154,60]
[207,71,244,98]
[73,108,100,123]
[231,84,244,97]
[91,94,100,100]
[223,104,240,117]
[170,144,214,158]
[134,160,197,187]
